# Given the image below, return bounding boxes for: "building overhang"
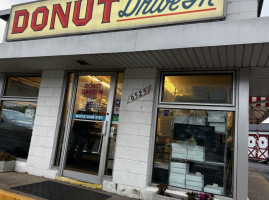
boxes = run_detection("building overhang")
[0,17,269,59]
[258,0,264,17]
[0,17,269,97]
[0,9,10,21]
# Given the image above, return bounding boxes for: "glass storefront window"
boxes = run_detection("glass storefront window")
[0,101,37,159]
[65,120,104,175]
[73,75,111,116]
[162,74,233,104]
[4,76,41,97]
[152,108,234,197]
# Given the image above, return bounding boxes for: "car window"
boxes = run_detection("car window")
[2,109,32,122]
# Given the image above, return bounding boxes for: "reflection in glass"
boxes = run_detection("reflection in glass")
[73,76,111,116]
[162,74,233,104]
[105,73,124,176]
[152,109,234,197]
[64,75,111,175]
[4,77,41,97]
[0,101,37,159]
[65,120,103,175]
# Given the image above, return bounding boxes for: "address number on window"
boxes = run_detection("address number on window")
[127,85,151,104]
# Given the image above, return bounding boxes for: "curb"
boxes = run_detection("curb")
[55,176,102,189]
[0,189,36,200]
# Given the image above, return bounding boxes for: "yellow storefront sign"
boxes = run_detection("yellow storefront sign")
[7,0,225,41]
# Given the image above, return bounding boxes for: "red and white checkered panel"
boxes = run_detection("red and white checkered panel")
[249,97,269,107]
[248,136,256,158]
[248,133,269,160]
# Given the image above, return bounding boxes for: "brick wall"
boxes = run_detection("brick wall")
[111,68,157,198]
[227,0,258,20]
[25,70,65,178]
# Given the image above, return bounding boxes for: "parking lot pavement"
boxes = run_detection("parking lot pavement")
[248,160,269,200]
[249,160,269,182]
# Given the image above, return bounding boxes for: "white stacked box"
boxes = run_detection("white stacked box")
[170,167,187,174]
[187,150,205,161]
[171,152,187,160]
[172,148,188,155]
[170,162,189,173]
[193,86,208,102]
[188,111,206,126]
[186,173,204,191]
[204,184,224,195]
[186,180,204,187]
[187,145,205,162]
[169,173,186,188]
[173,115,190,124]
[186,173,204,182]
[172,142,188,149]
[186,185,204,191]
[169,162,189,188]
[187,145,204,151]
[207,111,226,123]
[171,143,205,162]
[171,142,188,160]
[188,116,206,126]
[171,147,187,160]
[171,162,188,168]
[209,122,226,133]
[207,111,226,134]
[209,88,227,102]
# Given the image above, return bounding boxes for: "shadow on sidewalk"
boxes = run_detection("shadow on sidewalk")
[0,172,134,200]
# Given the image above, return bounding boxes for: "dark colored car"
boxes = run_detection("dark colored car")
[0,109,34,159]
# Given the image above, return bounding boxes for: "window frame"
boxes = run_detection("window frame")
[159,71,236,107]
[149,70,238,200]
[0,73,41,160]
[2,74,42,100]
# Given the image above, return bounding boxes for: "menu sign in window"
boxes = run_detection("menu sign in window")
[7,0,225,41]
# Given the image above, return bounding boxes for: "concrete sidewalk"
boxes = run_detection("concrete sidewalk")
[2,166,267,200]
[248,160,269,200]
[0,172,135,200]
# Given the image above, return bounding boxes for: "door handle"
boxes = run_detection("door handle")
[102,121,108,135]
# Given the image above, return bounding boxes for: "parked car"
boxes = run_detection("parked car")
[0,109,34,159]
[1,109,33,129]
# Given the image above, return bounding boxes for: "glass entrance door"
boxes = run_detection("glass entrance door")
[60,73,116,183]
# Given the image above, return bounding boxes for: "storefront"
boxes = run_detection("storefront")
[0,0,268,200]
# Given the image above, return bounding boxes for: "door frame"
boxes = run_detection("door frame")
[58,71,117,184]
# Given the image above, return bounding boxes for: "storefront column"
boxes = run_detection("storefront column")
[26,70,66,179]
[236,68,249,200]
[110,68,157,198]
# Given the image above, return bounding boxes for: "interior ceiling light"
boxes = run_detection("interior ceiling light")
[165,77,177,95]
[11,77,40,88]
[88,76,110,88]
[89,76,101,82]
